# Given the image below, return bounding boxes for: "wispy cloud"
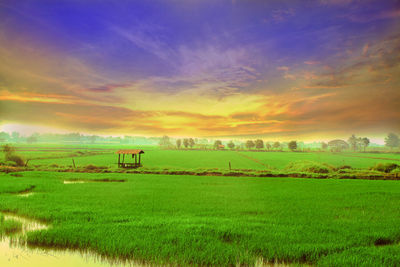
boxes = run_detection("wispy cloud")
[111,24,176,61]
[271,8,295,22]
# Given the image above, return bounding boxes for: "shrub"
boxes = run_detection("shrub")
[5,154,25,167]
[285,160,334,173]
[391,167,400,175]
[1,144,15,154]
[370,163,399,173]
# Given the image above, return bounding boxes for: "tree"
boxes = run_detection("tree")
[385,133,400,149]
[321,142,328,150]
[227,141,235,150]
[1,144,24,166]
[288,140,297,151]
[328,139,349,152]
[348,134,357,151]
[255,139,264,150]
[159,135,171,147]
[214,140,222,149]
[188,138,195,148]
[361,137,370,152]
[176,139,182,149]
[245,140,255,150]
[2,144,15,154]
[183,138,189,148]
[266,143,271,151]
[273,141,280,150]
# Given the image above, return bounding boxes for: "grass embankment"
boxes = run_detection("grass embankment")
[2,160,398,180]
[1,171,400,266]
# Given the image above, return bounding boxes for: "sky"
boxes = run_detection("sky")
[0,0,399,141]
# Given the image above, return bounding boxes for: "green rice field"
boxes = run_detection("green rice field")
[1,144,400,266]
[0,171,400,266]
[11,145,399,171]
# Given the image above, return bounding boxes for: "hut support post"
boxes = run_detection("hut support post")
[118,154,120,167]
[138,154,141,166]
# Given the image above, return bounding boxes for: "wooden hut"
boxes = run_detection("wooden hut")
[116,149,144,168]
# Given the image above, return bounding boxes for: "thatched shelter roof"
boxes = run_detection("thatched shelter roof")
[116,149,144,155]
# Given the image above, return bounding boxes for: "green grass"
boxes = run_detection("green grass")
[0,213,22,235]
[0,174,36,194]
[0,171,400,265]
[22,145,400,172]
[29,149,264,170]
[240,151,400,169]
[21,147,399,180]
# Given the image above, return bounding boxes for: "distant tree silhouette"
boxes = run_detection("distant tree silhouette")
[288,141,297,151]
[266,143,271,151]
[159,135,171,148]
[273,141,281,150]
[188,138,195,148]
[183,138,189,148]
[246,140,255,150]
[176,139,182,149]
[2,144,15,154]
[321,142,328,150]
[227,141,235,150]
[328,139,349,152]
[361,137,370,152]
[255,139,264,150]
[348,134,357,151]
[214,140,222,149]
[385,133,400,149]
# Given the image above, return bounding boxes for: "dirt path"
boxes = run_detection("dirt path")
[236,152,269,167]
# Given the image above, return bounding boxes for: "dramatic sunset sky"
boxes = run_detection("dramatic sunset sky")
[0,0,399,141]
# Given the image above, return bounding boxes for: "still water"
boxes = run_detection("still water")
[0,213,143,267]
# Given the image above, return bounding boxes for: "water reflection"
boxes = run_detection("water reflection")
[16,192,35,198]
[63,180,87,184]
[1,213,143,267]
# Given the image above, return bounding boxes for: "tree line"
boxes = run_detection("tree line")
[164,133,400,152]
